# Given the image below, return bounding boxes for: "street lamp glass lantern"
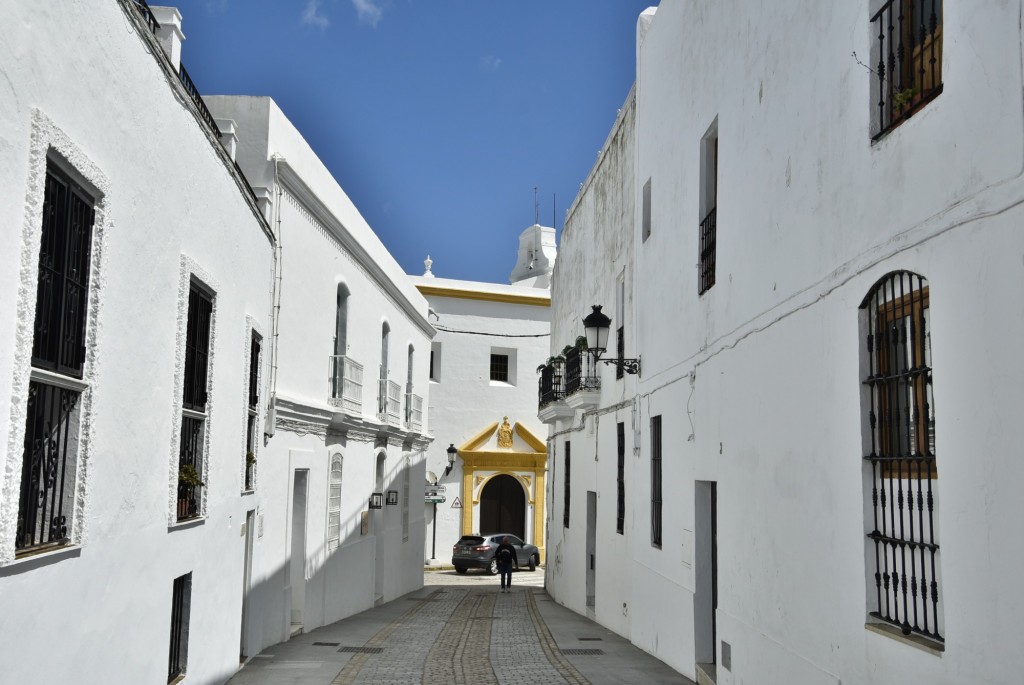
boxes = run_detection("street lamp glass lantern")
[446,443,457,466]
[583,305,612,356]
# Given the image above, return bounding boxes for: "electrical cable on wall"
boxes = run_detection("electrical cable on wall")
[432,324,550,338]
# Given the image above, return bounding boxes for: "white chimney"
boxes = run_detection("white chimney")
[150,7,185,73]
[215,118,238,161]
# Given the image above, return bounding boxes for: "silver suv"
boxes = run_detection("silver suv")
[452,534,540,575]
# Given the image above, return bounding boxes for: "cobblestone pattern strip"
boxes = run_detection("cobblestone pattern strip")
[490,590,573,685]
[524,590,591,685]
[330,589,451,685]
[424,591,499,684]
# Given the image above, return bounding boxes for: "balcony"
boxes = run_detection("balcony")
[378,379,401,426]
[564,347,600,410]
[538,360,573,424]
[328,355,363,414]
[405,392,424,432]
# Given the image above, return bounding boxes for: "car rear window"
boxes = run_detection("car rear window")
[458,536,485,545]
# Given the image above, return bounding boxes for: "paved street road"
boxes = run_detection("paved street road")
[227,568,693,685]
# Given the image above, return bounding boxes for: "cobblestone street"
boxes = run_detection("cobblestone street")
[227,570,693,685]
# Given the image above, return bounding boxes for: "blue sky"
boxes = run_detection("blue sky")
[171,0,656,283]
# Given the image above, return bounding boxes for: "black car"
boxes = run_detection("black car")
[452,533,540,575]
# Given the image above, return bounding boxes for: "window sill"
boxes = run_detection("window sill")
[2,543,81,575]
[865,622,944,656]
[169,674,186,685]
[169,517,206,532]
[489,381,515,388]
[241,489,255,496]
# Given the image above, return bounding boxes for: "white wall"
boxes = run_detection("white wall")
[547,1,1024,683]
[414,277,551,558]
[0,2,274,683]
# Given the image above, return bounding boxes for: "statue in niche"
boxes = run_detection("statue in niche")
[497,416,513,448]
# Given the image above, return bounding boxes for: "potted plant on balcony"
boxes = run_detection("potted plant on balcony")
[246,451,257,468]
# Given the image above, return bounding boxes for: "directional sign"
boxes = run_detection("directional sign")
[425,495,446,504]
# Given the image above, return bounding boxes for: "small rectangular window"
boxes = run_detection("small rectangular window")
[429,342,441,382]
[651,416,663,547]
[490,354,509,382]
[563,441,571,529]
[167,572,192,683]
[642,178,652,242]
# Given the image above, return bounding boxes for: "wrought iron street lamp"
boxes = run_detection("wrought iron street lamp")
[444,443,457,477]
[582,305,641,376]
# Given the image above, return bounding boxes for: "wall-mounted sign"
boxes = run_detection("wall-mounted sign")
[386,490,399,506]
[425,484,446,504]
[451,496,462,509]
[369,492,383,509]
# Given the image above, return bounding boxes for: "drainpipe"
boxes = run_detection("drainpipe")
[265,155,284,440]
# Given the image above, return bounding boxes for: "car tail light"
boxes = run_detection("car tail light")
[472,545,491,552]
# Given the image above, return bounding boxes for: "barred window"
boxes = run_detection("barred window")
[563,441,571,529]
[616,422,625,534]
[17,162,95,556]
[651,415,663,547]
[698,124,718,296]
[490,353,509,383]
[871,0,943,139]
[861,271,942,645]
[177,283,213,522]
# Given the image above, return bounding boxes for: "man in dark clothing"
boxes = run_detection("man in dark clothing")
[496,536,517,592]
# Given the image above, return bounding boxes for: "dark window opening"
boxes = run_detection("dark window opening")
[616,422,625,535]
[168,572,192,682]
[490,353,509,383]
[651,416,663,547]
[563,441,571,529]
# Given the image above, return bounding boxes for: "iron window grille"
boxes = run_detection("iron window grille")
[490,353,509,383]
[861,271,942,644]
[698,207,717,295]
[871,0,943,140]
[616,422,625,535]
[327,455,343,550]
[651,416,663,547]
[178,284,212,522]
[244,333,261,491]
[615,327,625,380]
[563,441,571,529]
[167,572,192,683]
[17,162,95,556]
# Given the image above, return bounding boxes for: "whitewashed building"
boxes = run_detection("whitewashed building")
[412,224,553,567]
[206,95,434,651]
[544,2,1024,684]
[0,2,274,683]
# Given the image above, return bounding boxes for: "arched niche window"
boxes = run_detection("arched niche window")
[860,270,942,646]
[334,284,349,357]
[380,322,390,380]
[327,454,343,551]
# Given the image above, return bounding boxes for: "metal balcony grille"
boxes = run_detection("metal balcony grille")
[538,362,564,408]
[651,416,663,547]
[862,271,941,643]
[16,381,80,554]
[33,166,94,378]
[698,206,716,295]
[564,348,600,396]
[406,393,423,431]
[328,355,363,413]
[245,333,261,491]
[872,0,943,139]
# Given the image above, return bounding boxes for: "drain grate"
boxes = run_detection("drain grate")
[338,646,384,654]
[561,648,605,656]
[313,642,340,647]
[577,637,603,642]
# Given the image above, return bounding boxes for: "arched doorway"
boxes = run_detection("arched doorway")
[479,475,525,539]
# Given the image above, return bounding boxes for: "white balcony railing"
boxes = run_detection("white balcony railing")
[378,379,401,426]
[328,355,363,414]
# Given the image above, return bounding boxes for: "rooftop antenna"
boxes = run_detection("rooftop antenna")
[534,186,539,225]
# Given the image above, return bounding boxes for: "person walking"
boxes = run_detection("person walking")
[495,536,517,592]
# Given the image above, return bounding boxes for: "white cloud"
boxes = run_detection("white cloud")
[301,0,330,29]
[480,55,503,73]
[352,0,384,27]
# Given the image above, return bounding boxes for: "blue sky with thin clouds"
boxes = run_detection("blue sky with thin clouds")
[171,0,656,284]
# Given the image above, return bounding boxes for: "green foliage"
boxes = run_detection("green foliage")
[179,463,204,488]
